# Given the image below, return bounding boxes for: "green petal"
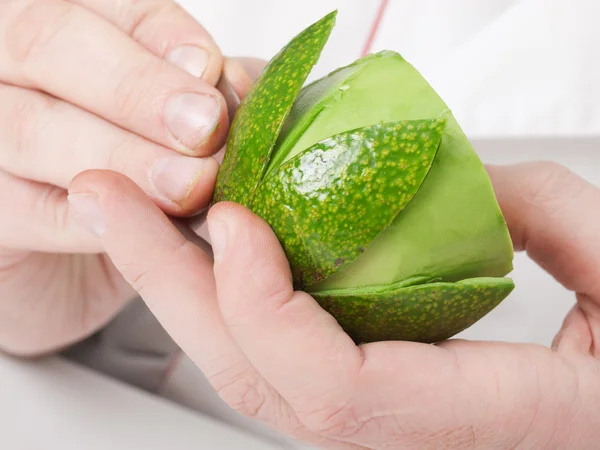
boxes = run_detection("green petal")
[312,278,515,344]
[253,119,445,288]
[213,11,337,207]
[303,51,514,292]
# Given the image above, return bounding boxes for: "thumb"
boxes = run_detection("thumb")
[206,202,363,429]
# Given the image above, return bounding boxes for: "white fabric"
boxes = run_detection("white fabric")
[185,0,600,137]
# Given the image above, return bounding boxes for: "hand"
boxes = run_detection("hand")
[0,0,265,356]
[68,161,600,449]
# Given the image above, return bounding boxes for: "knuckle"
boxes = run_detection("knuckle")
[7,0,73,65]
[221,269,294,328]
[264,280,295,315]
[111,58,165,124]
[210,366,269,419]
[13,178,67,234]
[118,235,189,293]
[119,0,180,40]
[273,292,335,335]
[4,88,56,166]
[117,262,150,293]
[5,178,68,239]
[40,184,69,232]
[104,133,143,176]
[246,254,294,307]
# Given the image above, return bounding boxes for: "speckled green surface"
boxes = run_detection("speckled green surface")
[213,11,337,207]
[313,278,515,343]
[253,119,445,288]
[210,10,516,344]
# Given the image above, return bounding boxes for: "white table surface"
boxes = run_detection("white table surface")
[0,354,283,450]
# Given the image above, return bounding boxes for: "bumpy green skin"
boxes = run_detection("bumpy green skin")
[313,278,514,344]
[254,120,445,288]
[213,12,337,207]
[212,10,515,344]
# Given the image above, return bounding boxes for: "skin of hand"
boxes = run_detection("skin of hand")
[66,161,600,449]
[0,0,267,356]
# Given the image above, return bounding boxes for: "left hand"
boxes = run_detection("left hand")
[67,162,600,450]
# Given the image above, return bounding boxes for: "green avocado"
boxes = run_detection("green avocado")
[213,10,515,344]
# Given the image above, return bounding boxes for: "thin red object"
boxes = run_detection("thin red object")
[361,0,390,57]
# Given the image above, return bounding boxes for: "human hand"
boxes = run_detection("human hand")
[68,161,600,449]
[0,0,267,356]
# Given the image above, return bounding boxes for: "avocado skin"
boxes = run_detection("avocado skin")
[212,10,515,344]
[213,11,337,207]
[313,278,515,344]
[253,119,445,288]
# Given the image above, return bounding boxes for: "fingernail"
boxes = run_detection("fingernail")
[165,93,220,150]
[68,193,106,237]
[166,45,210,78]
[152,155,208,203]
[207,219,227,262]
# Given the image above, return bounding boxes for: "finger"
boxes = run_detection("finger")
[552,303,594,356]
[68,169,231,357]
[68,0,223,84]
[575,294,600,358]
[207,203,365,430]
[0,169,100,252]
[68,171,275,413]
[233,57,269,83]
[70,172,364,450]
[0,83,217,215]
[224,57,268,99]
[487,162,600,303]
[0,0,228,156]
[216,72,241,124]
[67,171,287,426]
[216,57,268,125]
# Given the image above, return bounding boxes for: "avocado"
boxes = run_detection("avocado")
[213,10,514,344]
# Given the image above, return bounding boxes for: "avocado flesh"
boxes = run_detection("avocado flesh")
[267,51,514,293]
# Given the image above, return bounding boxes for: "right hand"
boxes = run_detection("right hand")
[68,161,600,450]
[0,0,245,356]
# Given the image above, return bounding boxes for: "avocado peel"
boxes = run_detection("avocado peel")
[214,11,337,207]
[313,278,514,344]
[254,119,445,288]
[212,10,515,344]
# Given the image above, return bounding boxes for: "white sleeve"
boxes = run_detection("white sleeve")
[374,0,600,138]
[182,0,600,137]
